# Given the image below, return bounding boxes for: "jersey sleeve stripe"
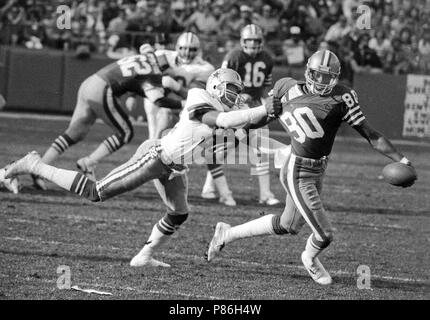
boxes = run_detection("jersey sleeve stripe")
[187,103,216,113]
[342,106,360,120]
[349,111,364,121]
[350,116,365,126]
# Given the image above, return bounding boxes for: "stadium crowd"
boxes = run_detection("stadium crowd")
[0,0,430,78]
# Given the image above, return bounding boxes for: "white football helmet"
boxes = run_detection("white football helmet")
[206,68,244,110]
[175,32,200,64]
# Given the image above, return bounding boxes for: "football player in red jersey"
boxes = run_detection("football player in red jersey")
[201,24,280,207]
[32,46,187,190]
[207,50,417,285]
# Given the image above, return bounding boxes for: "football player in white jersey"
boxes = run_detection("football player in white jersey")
[143,33,237,206]
[3,68,282,268]
[144,32,215,140]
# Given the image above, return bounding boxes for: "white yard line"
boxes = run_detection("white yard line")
[2,236,428,285]
[0,273,225,300]
[1,111,429,148]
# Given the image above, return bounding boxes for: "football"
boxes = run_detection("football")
[382,162,417,187]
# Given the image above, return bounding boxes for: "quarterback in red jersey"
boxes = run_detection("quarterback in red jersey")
[207,50,417,285]
[202,24,280,207]
[32,46,187,190]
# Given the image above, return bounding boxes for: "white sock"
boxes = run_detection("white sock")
[202,171,216,194]
[137,224,170,257]
[257,174,273,199]
[225,214,276,244]
[213,176,232,197]
[304,234,323,260]
[35,163,78,191]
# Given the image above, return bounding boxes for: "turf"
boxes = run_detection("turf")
[0,116,429,300]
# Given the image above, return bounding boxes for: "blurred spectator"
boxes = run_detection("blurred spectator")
[324,15,352,42]
[237,5,255,30]
[418,26,430,74]
[368,30,391,61]
[218,4,242,39]
[320,3,341,30]
[342,0,359,21]
[70,15,98,52]
[350,34,383,74]
[107,9,127,34]
[5,2,26,45]
[23,9,45,49]
[185,1,218,35]
[170,1,186,33]
[384,37,415,74]
[254,5,279,40]
[390,9,407,36]
[102,0,120,29]
[274,38,306,67]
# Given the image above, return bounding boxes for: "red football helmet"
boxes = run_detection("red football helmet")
[240,24,264,57]
[305,50,341,95]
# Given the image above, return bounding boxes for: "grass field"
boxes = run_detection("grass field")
[0,114,429,300]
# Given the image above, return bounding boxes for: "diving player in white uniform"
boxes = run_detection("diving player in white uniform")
[4,68,282,268]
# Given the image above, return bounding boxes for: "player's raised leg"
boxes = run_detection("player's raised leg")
[33,76,101,189]
[130,173,189,267]
[5,140,170,203]
[76,86,135,179]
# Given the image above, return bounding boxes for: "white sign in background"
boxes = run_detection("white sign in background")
[403,75,430,138]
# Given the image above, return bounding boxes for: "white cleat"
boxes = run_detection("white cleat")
[219,193,236,207]
[207,222,231,262]
[201,190,218,200]
[301,251,333,285]
[259,196,281,206]
[32,174,47,190]
[76,157,97,181]
[0,168,20,194]
[130,254,171,268]
[5,151,42,179]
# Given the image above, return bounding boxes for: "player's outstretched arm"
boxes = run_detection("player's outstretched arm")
[243,96,281,130]
[354,120,411,164]
[197,98,282,129]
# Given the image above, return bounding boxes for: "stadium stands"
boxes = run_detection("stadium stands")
[0,0,429,77]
